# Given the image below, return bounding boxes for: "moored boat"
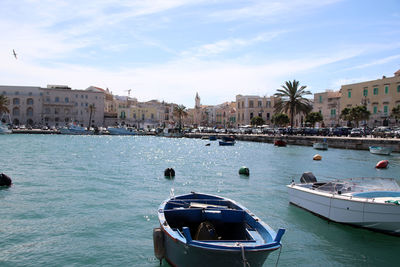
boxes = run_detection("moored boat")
[59,124,92,135]
[107,126,137,135]
[287,172,400,235]
[0,122,11,134]
[369,146,393,155]
[313,142,328,150]
[153,192,285,267]
[274,139,286,147]
[219,140,235,146]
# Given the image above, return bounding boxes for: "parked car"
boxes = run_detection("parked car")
[372,127,394,138]
[350,128,363,137]
[332,127,351,137]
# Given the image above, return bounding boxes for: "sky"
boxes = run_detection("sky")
[1,0,400,108]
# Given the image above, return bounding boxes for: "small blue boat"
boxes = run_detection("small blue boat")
[209,135,217,141]
[153,192,285,267]
[219,140,235,146]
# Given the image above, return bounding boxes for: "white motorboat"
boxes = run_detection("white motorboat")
[369,146,393,155]
[313,142,328,150]
[0,122,11,134]
[59,124,92,135]
[107,126,137,135]
[287,172,400,235]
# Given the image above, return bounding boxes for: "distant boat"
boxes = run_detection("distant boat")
[0,122,11,134]
[274,139,286,147]
[59,124,92,135]
[153,192,285,267]
[222,136,235,142]
[159,128,183,138]
[313,142,328,150]
[288,172,400,235]
[219,140,235,146]
[107,126,137,135]
[209,135,217,141]
[369,146,393,155]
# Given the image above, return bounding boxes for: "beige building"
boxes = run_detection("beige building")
[0,85,105,127]
[215,102,236,127]
[313,90,341,127]
[340,70,400,127]
[236,95,277,126]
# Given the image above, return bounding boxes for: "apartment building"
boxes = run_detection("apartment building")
[235,95,277,126]
[313,90,341,127]
[340,70,400,127]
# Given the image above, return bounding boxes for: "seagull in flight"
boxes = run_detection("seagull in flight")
[13,49,17,59]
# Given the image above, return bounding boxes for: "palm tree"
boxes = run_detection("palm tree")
[87,104,96,129]
[0,95,9,115]
[274,80,312,130]
[173,105,188,132]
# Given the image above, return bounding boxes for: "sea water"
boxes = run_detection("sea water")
[0,134,399,266]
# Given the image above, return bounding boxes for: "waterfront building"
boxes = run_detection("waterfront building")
[235,95,277,127]
[340,70,400,127]
[215,102,236,128]
[313,90,341,127]
[87,86,118,126]
[0,85,105,127]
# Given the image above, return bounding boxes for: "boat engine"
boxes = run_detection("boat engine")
[300,172,317,184]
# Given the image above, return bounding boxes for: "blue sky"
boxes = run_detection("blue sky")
[1,0,400,108]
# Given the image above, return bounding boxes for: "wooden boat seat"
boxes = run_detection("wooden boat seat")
[164,208,245,225]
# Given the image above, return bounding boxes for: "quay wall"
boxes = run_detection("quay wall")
[185,133,400,153]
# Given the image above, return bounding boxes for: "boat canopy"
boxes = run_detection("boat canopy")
[314,177,400,194]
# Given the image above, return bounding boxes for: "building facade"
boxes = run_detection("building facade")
[340,70,400,127]
[313,90,341,127]
[235,95,277,126]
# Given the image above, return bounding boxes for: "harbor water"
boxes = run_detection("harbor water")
[0,135,399,266]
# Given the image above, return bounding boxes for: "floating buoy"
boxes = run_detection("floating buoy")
[239,166,250,176]
[153,228,165,264]
[376,160,389,169]
[164,168,175,178]
[313,154,322,161]
[0,173,12,186]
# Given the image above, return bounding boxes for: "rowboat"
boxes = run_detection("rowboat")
[369,146,393,155]
[287,172,400,235]
[219,140,235,146]
[153,192,285,267]
[274,139,286,147]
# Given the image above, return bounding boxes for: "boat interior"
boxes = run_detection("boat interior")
[163,201,258,242]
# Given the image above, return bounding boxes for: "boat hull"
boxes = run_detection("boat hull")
[163,232,274,267]
[287,185,400,235]
[107,127,136,135]
[369,146,393,155]
[313,143,328,150]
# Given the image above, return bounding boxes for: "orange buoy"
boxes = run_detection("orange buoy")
[376,160,389,169]
[313,154,322,161]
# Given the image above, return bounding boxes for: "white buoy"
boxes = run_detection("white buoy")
[313,154,322,161]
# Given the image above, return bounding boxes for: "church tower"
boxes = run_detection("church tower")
[195,92,201,109]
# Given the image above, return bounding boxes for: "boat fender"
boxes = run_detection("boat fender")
[238,166,250,176]
[164,168,175,178]
[313,154,322,161]
[153,228,165,264]
[0,173,12,186]
[376,160,389,169]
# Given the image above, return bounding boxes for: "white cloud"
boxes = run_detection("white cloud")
[346,54,400,70]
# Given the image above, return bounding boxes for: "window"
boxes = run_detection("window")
[65,97,69,103]
[363,89,368,97]
[55,108,60,115]
[397,85,400,92]
[75,94,78,98]
[385,86,389,94]
[133,114,136,119]
[46,97,50,102]
[85,95,88,99]
[266,101,271,108]
[258,112,262,117]
[348,91,351,98]
[249,101,254,108]
[373,106,377,114]
[29,92,32,96]
[267,113,270,119]
[142,114,145,120]
[151,114,154,119]
[384,105,388,114]
[65,109,70,115]
[258,101,262,107]
[238,102,240,109]
[331,109,336,117]
[319,95,322,103]
[250,112,253,119]
[12,107,20,116]
[13,98,20,105]
[27,98,34,105]
[55,97,59,102]
[81,95,84,98]
[45,108,50,114]
[15,91,19,95]
[373,87,378,95]
[26,107,33,117]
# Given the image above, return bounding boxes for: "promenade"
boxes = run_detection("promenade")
[185,133,400,152]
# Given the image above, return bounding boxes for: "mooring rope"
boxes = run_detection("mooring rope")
[275,244,283,267]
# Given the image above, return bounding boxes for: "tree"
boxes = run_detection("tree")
[250,116,265,126]
[274,80,312,129]
[173,105,188,132]
[271,113,289,127]
[340,107,352,126]
[392,105,400,123]
[305,112,323,127]
[350,105,370,127]
[87,104,96,129]
[0,95,9,115]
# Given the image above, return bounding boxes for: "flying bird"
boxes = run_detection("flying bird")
[13,49,17,59]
